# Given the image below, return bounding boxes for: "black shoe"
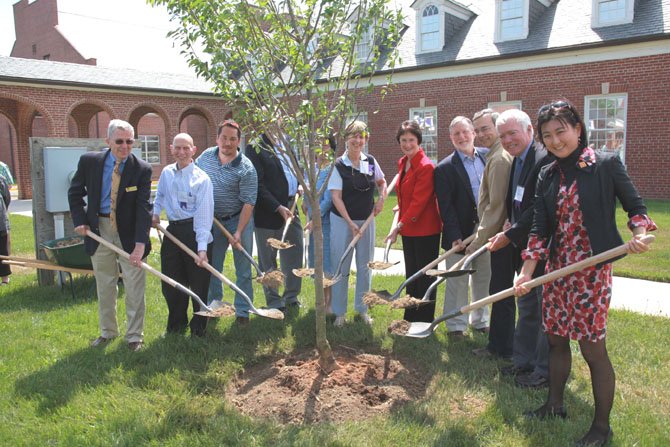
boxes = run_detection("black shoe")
[128,341,144,352]
[235,316,250,326]
[574,427,613,447]
[524,404,567,420]
[516,371,549,389]
[90,336,114,347]
[472,347,494,358]
[448,331,465,341]
[500,364,532,377]
[286,301,302,309]
[474,327,490,334]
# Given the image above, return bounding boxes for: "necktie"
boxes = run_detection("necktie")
[110,160,121,231]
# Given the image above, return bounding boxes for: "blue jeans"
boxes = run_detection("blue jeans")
[308,217,331,274]
[207,216,254,317]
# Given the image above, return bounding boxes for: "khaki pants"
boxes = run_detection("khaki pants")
[90,217,146,343]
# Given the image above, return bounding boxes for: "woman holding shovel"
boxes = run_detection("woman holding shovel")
[514,100,655,447]
[328,121,386,327]
[384,120,441,322]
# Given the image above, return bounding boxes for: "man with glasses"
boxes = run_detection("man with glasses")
[434,116,491,340]
[246,127,303,313]
[69,119,153,352]
[196,120,257,325]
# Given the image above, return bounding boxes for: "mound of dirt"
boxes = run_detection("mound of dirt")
[227,348,429,424]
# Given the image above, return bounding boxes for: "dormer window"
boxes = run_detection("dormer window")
[355,26,373,62]
[421,5,441,52]
[592,0,634,27]
[495,0,529,42]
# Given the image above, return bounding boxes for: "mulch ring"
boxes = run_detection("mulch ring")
[227,347,431,424]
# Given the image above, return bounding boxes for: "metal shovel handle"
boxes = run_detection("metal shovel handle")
[212,217,263,275]
[383,210,400,263]
[280,192,300,243]
[86,229,213,313]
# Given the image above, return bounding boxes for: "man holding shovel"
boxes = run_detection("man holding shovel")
[196,120,257,325]
[153,133,214,336]
[68,119,152,352]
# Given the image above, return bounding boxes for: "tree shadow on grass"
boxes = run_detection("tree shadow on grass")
[0,274,97,313]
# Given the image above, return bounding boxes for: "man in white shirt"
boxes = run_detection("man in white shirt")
[152,133,214,337]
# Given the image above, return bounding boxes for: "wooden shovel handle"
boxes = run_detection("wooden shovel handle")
[2,259,93,274]
[212,217,242,251]
[421,233,476,275]
[461,234,656,315]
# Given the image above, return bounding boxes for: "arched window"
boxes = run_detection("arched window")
[421,5,440,52]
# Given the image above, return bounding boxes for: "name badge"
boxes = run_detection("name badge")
[514,185,525,203]
[125,186,138,192]
[359,160,369,175]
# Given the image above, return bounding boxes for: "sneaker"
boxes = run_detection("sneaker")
[334,316,346,327]
[359,313,373,325]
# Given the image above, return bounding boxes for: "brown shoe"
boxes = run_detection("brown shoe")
[90,336,113,347]
[128,341,144,352]
[474,327,490,334]
[472,347,494,358]
[515,371,549,389]
[448,330,465,341]
[235,316,250,326]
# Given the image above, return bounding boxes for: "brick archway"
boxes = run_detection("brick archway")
[66,99,116,138]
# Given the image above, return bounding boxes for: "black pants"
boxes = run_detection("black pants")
[161,222,212,336]
[0,231,10,277]
[487,245,516,357]
[402,233,441,322]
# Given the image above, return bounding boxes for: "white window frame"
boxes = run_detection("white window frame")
[494,0,529,43]
[591,0,634,27]
[355,26,374,63]
[418,4,442,54]
[584,94,628,164]
[137,135,161,165]
[487,101,523,114]
[409,106,438,163]
[346,111,369,153]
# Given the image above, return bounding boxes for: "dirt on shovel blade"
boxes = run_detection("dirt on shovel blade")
[200,304,236,318]
[292,268,314,278]
[387,320,411,335]
[258,270,284,289]
[363,291,389,307]
[322,277,337,288]
[390,295,425,309]
[368,261,393,270]
[267,238,293,249]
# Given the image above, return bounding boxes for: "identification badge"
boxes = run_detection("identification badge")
[359,160,369,175]
[514,185,525,203]
[178,191,192,210]
[125,186,137,192]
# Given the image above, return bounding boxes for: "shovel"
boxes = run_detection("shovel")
[267,192,300,250]
[400,234,656,338]
[293,228,314,278]
[369,209,400,270]
[156,224,284,320]
[323,208,376,288]
[213,217,284,289]
[86,229,225,318]
[366,233,476,303]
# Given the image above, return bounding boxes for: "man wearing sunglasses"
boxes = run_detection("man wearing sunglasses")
[69,119,153,352]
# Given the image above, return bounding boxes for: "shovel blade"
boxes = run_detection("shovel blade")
[251,307,285,320]
[403,322,435,338]
[430,269,476,278]
[372,289,392,300]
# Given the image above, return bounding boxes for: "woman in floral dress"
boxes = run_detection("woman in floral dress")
[514,100,655,447]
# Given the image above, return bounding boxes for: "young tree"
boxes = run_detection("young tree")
[149,0,402,371]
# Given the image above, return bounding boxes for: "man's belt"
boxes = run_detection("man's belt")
[168,217,194,226]
[216,210,241,222]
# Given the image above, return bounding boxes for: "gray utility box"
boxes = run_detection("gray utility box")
[43,147,88,213]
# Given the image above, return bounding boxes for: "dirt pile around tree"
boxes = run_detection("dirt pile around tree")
[227,348,430,424]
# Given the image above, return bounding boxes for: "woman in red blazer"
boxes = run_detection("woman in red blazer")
[385,120,442,322]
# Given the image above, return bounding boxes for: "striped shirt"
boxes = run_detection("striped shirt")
[195,147,258,217]
[153,162,214,251]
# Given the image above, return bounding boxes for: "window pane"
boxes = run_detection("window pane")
[585,95,626,163]
[139,135,161,164]
[421,7,440,51]
[500,0,524,40]
[599,0,626,23]
[410,107,438,163]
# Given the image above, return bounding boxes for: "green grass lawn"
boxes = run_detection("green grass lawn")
[1,213,669,445]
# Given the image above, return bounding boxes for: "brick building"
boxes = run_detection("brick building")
[1,0,669,198]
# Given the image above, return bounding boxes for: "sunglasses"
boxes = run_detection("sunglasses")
[538,101,570,114]
[351,166,371,192]
[114,138,135,145]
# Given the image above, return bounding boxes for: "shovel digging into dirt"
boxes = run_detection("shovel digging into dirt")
[293,228,314,278]
[156,224,284,320]
[394,235,656,338]
[363,234,476,305]
[323,208,377,288]
[86,230,232,318]
[267,193,300,250]
[213,217,284,289]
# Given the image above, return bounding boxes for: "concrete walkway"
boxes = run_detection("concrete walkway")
[9,200,668,318]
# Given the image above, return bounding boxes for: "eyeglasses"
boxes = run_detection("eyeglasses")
[351,166,371,192]
[114,139,135,145]
[538,101,570,114]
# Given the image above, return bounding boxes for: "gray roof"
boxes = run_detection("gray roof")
[0,56,215,95]
[387,0,670,73]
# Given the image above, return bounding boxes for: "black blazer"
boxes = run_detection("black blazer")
[434,148,488,251]
[532,149,647,264]
[245,134,291,230]
[68,149,152,258]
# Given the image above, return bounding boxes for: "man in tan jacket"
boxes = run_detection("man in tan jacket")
[468,108,514,359]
